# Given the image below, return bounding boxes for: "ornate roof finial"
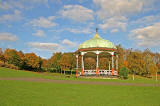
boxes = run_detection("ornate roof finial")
[96,28,98,33]
[94,28,100,38]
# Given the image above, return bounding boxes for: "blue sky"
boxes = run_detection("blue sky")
[0,0,160,58]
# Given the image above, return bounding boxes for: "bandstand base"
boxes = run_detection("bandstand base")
[79,70,118,76]
[79,75,118,79]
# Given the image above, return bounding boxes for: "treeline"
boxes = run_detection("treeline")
[0,45,160,77]
[0,48,43,71]
[117,45,160,77]
[0,48,76,73]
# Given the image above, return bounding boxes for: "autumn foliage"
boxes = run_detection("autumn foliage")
[0,46,160,77]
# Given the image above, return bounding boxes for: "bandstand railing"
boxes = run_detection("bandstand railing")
[80,70,117,76]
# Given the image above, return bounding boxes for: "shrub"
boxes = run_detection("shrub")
[8,64,18,70]
[0,61,5,67]
[119,67,129,79]
[0,61,18,70]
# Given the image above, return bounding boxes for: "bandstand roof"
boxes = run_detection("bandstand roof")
[78,33,117,51]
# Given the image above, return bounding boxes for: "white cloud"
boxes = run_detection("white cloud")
[62,39,77,47]
[0,1,24,10]
[0,1,12,10]
[0,10,22,23]
[28,16,57,28]
[31,0,48,3]
[131,14,160,26]
[28,42,61,51]
[0,0,49,10]
[59,5,94,22]
[65,27,92,34]
[0,32,18,41]
[130,22,160,47]
[99,16,127,32]
[94,0,143,20]
[32,30,45,37]
[111,29,119,33]
[93,0,157,32]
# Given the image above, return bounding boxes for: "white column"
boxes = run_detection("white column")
[81,54,84,76]
[96,51,100,76]
[96,54,99,68]
[111,52,114,76]
[109,61,110,71]
[82,55,84,70]
[76,55,79,69]
[116,55,118,75]
[81,52,86,76]
[76,55,79,77]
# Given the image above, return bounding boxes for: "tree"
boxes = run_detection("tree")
[3,49,20,67]
[144,54,158,76]
[38,56,43,70]
[99,58,108,70]
[0,48,5,63]
[127,51,144,75]
[17,51,25,69]
[116,45,125,69]
[119,67,129,79]
[24,53,39,70]
[0,48,2,58]
[42,59,48,68]
[48,52,62,72]
[84,57,96,70]
[59,53,76,75]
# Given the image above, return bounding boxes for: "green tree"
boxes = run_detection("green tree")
[116,45,125,69]
[48,52,62,72]
[0,48,5,63]
[144,54,158,76]
[3,49,20,67]
[119,67,129,79]
[38,56,43,70]
[127,51,144,75]
[59,53,76,74]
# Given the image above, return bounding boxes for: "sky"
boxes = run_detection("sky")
[0,0,160,58]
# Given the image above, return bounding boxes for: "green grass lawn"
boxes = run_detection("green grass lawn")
[0,67,160,106]
[0,67,159,84]
[0,80,160,106]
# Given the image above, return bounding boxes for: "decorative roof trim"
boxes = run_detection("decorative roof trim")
[77,47,117,52]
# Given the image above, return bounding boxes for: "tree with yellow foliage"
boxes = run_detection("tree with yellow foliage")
[24,53,39,70]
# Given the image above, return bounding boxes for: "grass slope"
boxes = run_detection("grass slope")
[0,67,159,84]
[0,80,160,106]
[0,67,160,105]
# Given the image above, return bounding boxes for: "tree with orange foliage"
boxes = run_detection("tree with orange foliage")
[144,54,158,76]
[99,58,108,70]
[116,45,125,70]
[84,57,96,70]
[3,48,20,67]
[59,53,75,74]
[0,48,5,63]
[24,53,39,70]
[42,59,48,68]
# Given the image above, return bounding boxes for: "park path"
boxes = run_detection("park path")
[0,77,159,87]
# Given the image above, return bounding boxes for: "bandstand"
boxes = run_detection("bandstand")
[75,29,119,77]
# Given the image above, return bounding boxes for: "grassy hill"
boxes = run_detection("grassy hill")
[0,67,160,106]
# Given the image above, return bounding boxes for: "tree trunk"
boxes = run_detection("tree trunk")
[132,71,135,80]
